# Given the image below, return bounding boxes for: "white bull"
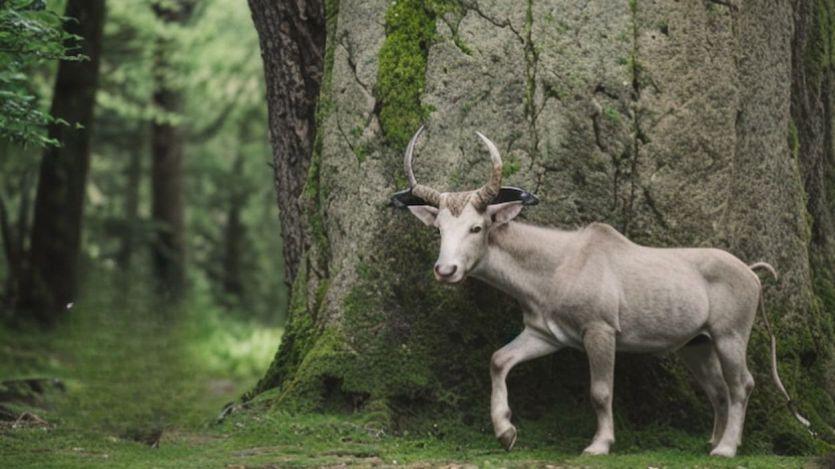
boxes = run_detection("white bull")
[392,126,807,457]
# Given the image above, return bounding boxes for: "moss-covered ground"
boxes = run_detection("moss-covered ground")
[2,409,821,468]
[0,282,826,468]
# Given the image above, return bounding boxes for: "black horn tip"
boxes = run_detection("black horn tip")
[391,189,430,208]
[490,186,539,206]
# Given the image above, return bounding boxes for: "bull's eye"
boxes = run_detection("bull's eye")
[470,225,483,234]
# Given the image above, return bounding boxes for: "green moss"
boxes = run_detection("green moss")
[1,408,818,468]
[353,143,369,162]
[789,120,800,160]
[804,0,833,86]
[502,157,521,178]
[303,0,341,267]
[246,262,319,399]
[376,0,435,148]
[604,106,622,124]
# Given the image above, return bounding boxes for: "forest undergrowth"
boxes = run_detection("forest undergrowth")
[0,273,825,468]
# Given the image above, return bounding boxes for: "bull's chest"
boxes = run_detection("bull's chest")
[522,307,585,349]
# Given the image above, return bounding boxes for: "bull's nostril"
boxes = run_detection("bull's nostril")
[434,264,457,277]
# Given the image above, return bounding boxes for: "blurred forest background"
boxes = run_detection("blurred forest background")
[1,0,287,449]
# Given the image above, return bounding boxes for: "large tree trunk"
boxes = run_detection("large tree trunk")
[150,0,193,299]
[251,0,835,453]
[17,0,106,323]
[247,0,327,284]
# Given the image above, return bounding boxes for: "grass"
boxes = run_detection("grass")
[0,277,826,468]
[1,410,819,468]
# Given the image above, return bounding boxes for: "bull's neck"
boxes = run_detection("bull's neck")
[470,221,571,308]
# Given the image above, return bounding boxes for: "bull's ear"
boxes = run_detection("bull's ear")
[408,206,439,226]
[487,201,524,227]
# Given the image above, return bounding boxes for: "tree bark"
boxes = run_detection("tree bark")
[17,0,106,323]
[0,170,32,310]
[247,0,326,284]
[251,0,835,452]
[150,0,193,299]
[790,0,835,404]
[222,154,247,303]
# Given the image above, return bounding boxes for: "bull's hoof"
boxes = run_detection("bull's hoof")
[709,445,736,458]
[497,426,517,451]
[582,441,611,456]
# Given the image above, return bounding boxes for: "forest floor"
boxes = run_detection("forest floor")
[0,291,826,468]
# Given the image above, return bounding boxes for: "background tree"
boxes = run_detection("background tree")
[79,0,286,320]
[16,0,106,323]
[248,0,835,452]
[149,0,195,299]
[0,0,84,311]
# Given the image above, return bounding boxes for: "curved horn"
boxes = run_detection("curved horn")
[472,132,503,210]
[403,126,441,206]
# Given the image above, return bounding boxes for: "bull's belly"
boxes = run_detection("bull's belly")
[532,307,709,353]
[533,315,706,353]
[614,307,709,353]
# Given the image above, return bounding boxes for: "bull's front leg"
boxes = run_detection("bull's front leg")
[582,323,617,455]
[490,327,559,451]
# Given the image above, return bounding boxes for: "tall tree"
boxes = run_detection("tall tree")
[117,130,144,271]
[247,0,835,453]
[150,0,194,299]
[247,0,326,284]
[17,0,106,323]
[221,151,247,303]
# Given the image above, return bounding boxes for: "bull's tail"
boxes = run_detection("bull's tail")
[749,261,778,280]
[749,262,811,428]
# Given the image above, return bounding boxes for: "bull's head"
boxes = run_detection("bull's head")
[392,126,538,284]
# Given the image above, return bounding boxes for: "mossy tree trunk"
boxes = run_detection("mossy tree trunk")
[251,0,835,453]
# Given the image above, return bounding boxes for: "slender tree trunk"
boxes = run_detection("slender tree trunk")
[150,0,193,299]
[117,133,143,271]
[222,154,246,303]
[0,171,33,310]
[247,0,326,284]
[17,0,106,323]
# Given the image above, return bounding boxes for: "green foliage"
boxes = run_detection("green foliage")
[247,262,320,400]
[0,269,281,438]
[184,295,283,380]
[0,0,82,147]
[80,0,287,323]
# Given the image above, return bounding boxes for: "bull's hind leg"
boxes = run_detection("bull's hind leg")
[678,338,730,448]
[709,333,755,458]
[490,327,559,451]
[582,323,617,455]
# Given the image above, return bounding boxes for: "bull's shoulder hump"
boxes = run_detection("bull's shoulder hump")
[583,222,633,246]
